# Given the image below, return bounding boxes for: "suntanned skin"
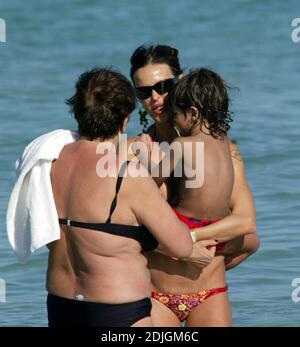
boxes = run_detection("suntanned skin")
[47,125,196,327]
[219,142,259,270]
[137,128,235,327]
[132,62,258,327]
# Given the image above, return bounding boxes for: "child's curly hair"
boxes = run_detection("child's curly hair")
[168,68,233,138]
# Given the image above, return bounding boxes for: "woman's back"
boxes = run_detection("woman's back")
[49,140,152,304]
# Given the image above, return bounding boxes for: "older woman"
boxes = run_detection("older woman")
[46,67,195,327]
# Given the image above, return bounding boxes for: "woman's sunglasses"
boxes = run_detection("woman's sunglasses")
[135,76,179,100]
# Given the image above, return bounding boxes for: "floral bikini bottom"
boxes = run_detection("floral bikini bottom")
[151,285,228,321]
[152,209,228,321]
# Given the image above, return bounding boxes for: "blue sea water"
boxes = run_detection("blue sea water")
[0,0,299,326]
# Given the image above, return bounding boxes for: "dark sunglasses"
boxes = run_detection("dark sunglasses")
[135,76,179,100]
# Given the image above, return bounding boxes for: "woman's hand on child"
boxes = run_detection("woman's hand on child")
[182,239,218,267]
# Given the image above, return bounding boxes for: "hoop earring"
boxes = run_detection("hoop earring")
[138,108,149,133]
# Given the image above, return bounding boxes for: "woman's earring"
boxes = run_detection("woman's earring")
[173,124,181,136]
[139,108,149,133]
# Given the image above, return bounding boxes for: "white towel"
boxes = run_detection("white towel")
[6,129,79,263]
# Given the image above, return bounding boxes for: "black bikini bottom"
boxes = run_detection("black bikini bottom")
[47,293,151,327]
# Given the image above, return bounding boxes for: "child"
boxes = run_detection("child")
[135,68,237,244]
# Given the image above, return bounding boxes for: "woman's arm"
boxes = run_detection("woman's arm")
[127,162,193,259]
[218,142,260,269]
[191,213,255,242]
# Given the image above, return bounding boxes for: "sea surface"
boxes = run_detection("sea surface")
[0,0,299,326]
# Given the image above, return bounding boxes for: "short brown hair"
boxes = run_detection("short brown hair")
[66,67,136,140]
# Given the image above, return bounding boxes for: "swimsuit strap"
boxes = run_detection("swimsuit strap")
[105,160,130,223]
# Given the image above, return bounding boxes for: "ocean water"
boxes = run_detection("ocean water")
[0,0,299,326]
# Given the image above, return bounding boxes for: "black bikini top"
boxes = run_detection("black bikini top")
[58,161,158,252]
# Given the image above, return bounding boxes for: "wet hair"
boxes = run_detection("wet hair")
[167,68,233,138]
[66,67,136,140]
[130,44,183,82]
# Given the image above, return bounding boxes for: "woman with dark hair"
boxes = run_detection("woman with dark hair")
[130,44,259,326]
[46,67,195,327]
